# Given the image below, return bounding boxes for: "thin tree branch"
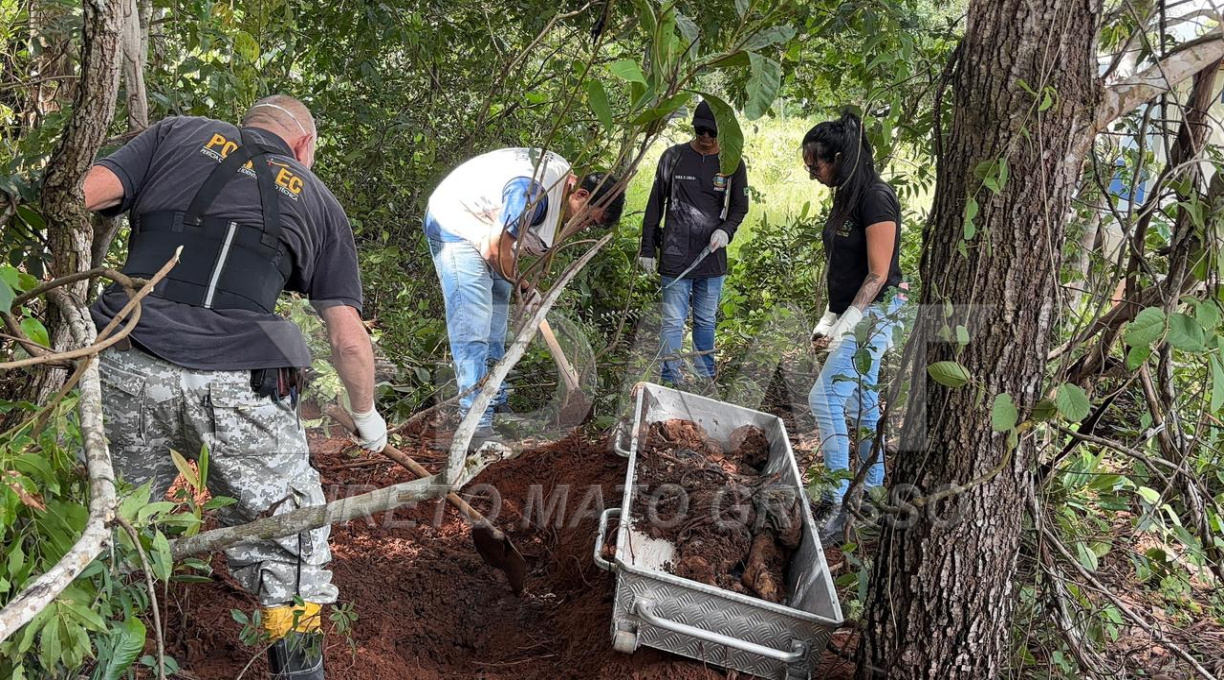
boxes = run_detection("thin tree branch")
[1096,34,1224,131]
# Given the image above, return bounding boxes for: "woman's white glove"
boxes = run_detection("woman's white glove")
[811,308,839,340]
[638,256,657,272]
[824,306,864,348]
[350,406,388,453]
[708,229,730,250]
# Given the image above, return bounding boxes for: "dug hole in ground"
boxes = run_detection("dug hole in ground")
[159,416,854,679]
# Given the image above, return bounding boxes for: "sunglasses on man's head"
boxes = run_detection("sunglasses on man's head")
[695,126,717,138]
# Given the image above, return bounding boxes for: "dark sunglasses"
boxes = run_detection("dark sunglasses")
[695,125,718,138]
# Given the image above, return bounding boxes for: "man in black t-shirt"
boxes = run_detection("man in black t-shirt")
[638,101,749,386]
[83,95,382,679]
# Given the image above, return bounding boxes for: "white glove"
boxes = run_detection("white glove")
[350,406,388,452]
[825,306,864,349]
[811,308,838,340]
[708,229,729,250]
[638,256,657,272]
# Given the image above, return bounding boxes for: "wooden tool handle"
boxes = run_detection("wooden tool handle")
[538,319,582,391]
[325,405,490,525]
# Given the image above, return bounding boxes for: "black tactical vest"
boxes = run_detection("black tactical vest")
[121,129,293,314]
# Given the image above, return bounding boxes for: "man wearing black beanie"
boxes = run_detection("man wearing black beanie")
[638,99,750,387]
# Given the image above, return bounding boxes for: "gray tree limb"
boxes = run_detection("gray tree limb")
[1096,34,1224,132]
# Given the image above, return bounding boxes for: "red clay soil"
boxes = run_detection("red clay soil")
[160,425,853,680]
[631,421,799,602]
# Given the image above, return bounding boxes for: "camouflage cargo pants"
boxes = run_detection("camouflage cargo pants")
[99,346,338,606]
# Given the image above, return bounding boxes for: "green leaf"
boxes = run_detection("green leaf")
[98,617,147,680]
[38,613,62,670]
[997,158,1008,188]
[926,361,971,388]
[1211,355,1224,413]
[629,91,692,125]
[152,531,172,582]
[1076,542,1099,572]
[1137,486,1161,504]
[19,317,48,347]
[734,0,749,18]
[963,198,978,241]
[203,496,238,510]
[692,92,742,176]
[0,272,13,313]
[1191,298,1221,330]
[675,12,699,45]
[1124,307,1165,347]
[233,30,260,63]
[609,59,647,84]
[169,450,197,489]
[740,25,796,52]
[955,325,970,346]
[744,53,781,120]
[197,443,209,490]
[1032,398,1057,422]
[707,51,750,69]
[1125,344,1151,371]
[60,598,107,632]
[1055,383,1091,422]
[991,393,1019,432]
[1166,312,1205,351]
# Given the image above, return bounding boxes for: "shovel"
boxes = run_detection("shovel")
[326,405,527,595]
[662,245,712,290]
[538,318,593,426]
[524,287,593,427]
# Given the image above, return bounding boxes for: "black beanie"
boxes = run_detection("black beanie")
[693,100,717,132]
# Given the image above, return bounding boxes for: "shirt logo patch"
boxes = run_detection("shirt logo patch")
[201,133,302,200]
[713,174,729,192]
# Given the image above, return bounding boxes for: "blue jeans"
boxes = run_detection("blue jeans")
[808,294,904,505]
[660,275,725,383]
[427,236,511,429]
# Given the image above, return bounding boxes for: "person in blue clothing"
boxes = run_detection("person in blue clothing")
[638,101,749,387]
[424,148,624,448]
[804,112,906,543]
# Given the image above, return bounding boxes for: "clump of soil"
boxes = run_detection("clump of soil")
[632,419,801,602]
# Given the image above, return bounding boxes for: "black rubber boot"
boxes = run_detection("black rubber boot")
[818,505,849,546]
[267,631,324,680]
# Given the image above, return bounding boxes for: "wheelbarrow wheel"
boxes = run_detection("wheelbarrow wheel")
[612,629,638,654]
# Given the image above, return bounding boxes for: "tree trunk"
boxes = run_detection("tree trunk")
[857,0,1102,676]
[30,0,123,399]
[91,0,149,269]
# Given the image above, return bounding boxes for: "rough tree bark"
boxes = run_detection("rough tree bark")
[30,0,123,401]
[91,0,149,269]
[859,0,1224,674]
[858,0,1104,676]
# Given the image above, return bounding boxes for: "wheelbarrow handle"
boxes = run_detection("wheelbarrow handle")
[593,507,621,572]
[633,599,807,664]
[613,421,633,458]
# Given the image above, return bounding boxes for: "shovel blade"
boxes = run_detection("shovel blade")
[472,523,527,595]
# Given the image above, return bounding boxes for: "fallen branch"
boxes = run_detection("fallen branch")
[0,295,112,644]
[171,476,440,559]
[0,253,177,644]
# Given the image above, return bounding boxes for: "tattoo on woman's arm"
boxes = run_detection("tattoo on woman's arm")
[851,273,884,310]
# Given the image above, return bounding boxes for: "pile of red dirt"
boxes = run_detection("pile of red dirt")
[160,424,852,679]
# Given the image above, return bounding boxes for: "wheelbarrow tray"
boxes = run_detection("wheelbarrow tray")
[596,383,843,680]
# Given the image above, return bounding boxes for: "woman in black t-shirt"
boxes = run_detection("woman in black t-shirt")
[803,112,905,543]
